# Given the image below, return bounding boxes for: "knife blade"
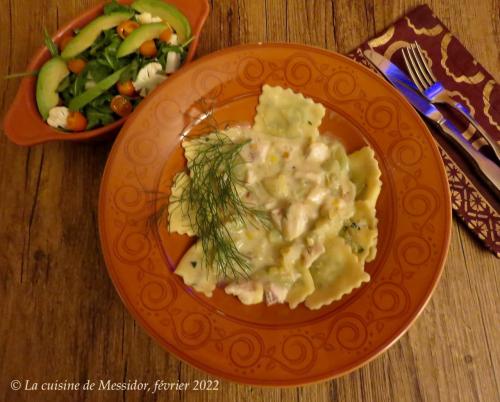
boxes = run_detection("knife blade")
[363,48,500,196]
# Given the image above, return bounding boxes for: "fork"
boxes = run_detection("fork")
[402,42,500,161]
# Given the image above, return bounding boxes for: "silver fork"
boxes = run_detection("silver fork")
[402,42,500,161]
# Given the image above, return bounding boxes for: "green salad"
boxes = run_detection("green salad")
[36,0,192,132]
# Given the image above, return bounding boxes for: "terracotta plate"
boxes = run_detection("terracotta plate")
[99,44,452,386]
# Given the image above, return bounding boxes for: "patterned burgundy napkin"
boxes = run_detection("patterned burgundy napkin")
[347,4,500,257]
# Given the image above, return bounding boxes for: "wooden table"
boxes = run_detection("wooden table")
[0,1,498,401]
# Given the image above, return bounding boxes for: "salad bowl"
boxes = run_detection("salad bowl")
[3,0,210,146]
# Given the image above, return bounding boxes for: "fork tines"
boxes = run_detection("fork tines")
[402,42,437,91]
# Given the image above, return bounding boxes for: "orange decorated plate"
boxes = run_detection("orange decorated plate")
[99,44,451,386]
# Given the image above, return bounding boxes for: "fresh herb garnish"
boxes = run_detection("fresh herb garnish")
[169,126,269,279]
[356,245,365,254]
[351,221,361,230]
[43,28,59,57]
[340,220,366,254]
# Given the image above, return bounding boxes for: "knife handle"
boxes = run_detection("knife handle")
[439,93,500,161]
[437,118,500,197]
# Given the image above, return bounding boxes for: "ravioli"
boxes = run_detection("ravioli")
[348,147,382,209]
[168,85,382,310]
[286,266,315,309]
[254,85,325,138]
[175,241,217,297]
[305,236,370,310]
[340,201,379,264]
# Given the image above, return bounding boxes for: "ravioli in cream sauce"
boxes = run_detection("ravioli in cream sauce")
[169,85,381,310]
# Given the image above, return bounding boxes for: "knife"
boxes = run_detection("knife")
[363,48,500,197]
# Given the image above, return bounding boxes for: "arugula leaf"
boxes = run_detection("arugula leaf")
[72,70,88,97]
[59,67,89,105]
[89,29,119,57]
[69,66,126,111]
[131,97,142,108]
[86,106,115,129]
[119,59,139,83]
[88,92,114,109]
[60,85,72,104]
[85,92,116,129]
[97,36,129,71]
[104,39,121,69]
[161,45,184,55]
[43,28,59,57]
[86,60,112,82]
[57,76,71,92]
[103,0,133,15]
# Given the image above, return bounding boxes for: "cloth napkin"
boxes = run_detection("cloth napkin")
[347,4,500,257]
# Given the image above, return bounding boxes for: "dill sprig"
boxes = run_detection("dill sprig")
[170,129,268,279]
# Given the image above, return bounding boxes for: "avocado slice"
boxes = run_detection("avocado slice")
[36,57,70,120]
[61,11,134,59]
[132,0,191,43]
[69,66,127,111]
[116,23,167,58]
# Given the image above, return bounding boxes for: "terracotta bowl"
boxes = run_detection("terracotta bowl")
[3,0,210,146]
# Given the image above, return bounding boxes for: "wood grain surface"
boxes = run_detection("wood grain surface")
[0,1,498,401]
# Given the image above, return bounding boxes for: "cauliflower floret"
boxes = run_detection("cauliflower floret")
[133,62,166,97]
[165,52,181,74]
[47,106,69,129]
[136,12,162,24]
[168,33,179,45]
